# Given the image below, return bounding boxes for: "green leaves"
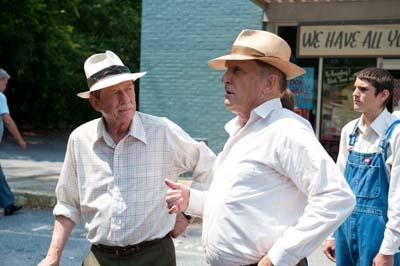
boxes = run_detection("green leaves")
[0,0,141,128]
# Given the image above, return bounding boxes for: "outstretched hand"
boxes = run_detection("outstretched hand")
[165,179,190,214]
[18,139,27,150]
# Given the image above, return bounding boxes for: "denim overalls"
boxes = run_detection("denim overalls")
[335,119,400,266]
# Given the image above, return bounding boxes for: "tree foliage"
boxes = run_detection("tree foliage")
[0,0,141,128]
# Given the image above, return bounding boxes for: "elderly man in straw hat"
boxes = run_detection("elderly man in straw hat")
[39,51,215,266]
[165,29,356,266]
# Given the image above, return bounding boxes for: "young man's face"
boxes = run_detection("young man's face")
[352,77,388,115]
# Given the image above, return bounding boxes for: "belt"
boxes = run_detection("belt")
[245,257,307,266]
[92,235,168,257]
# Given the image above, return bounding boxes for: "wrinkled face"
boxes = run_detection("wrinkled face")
[353,77,388,115]
[90,80,136,125]
[0,78,9,91]
[221,60,266,116]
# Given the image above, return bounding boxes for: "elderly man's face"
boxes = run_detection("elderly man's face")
[221,60,266,116]
[0,78,9,91]
[90,80,136,125]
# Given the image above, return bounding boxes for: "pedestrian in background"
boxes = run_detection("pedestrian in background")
[38,51,215,266]
[166,29,355,266]
[324,68,400,266]
[0,68,26,216]
[280,88,295,111]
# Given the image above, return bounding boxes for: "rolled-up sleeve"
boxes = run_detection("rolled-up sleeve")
[166,119,216,191]
[53,135,81,224]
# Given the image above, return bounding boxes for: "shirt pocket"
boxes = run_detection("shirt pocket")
[346,162,381,199]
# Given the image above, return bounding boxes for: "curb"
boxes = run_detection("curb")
[14,190,56,209]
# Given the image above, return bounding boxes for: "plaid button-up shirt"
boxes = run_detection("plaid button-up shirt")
[53,112,215,246]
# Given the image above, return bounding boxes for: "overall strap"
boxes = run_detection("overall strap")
[379,119,400,162]
[348,119,360,147]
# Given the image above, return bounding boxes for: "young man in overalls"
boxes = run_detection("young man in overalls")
[324,67,400,266]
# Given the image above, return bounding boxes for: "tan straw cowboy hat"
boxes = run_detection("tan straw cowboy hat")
[208,29,305,80]
[77,50,146,98]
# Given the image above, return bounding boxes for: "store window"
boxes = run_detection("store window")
[383,59,400,110]
[320,58,376,159]
[392,70,400,110]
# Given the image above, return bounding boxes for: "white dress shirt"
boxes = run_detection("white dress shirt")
[188,98,355,266]
[337,109,400,255]
[53,111,215,246]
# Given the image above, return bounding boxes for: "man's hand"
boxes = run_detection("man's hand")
[258,255,274,266]
[18,139,27,149]
[169,212,189,238]
[372,253,394,266]
[37,254,60,266]
[38,216,75,266]
[323,239,336,262]
[165,179,190,214]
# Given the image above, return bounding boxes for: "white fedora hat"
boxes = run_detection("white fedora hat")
[208,29,305,80]
[77,50,146,98]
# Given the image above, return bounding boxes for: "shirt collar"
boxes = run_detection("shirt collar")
[359,109,391,137]
[253,98,282,119]
[130,112,147,144]
[225,98,282,135]
[95,112,148,147]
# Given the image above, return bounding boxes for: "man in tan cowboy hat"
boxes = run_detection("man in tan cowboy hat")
[165,29,355,266]
[39,51,215,266]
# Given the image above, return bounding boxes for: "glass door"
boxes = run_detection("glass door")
[320,58,376,159]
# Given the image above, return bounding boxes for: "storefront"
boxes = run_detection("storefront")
[254,0,400,158]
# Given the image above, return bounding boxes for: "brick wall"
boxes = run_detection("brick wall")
[140,1,262,152]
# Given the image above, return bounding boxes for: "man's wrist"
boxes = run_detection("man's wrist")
[181,212,194,223]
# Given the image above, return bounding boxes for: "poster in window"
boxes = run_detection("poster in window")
[288,67,314,110]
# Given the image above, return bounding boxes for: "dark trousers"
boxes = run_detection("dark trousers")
[0,164,14,208]
[83,235,176,266]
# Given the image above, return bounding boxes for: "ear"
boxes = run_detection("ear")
[380,89,390,103]
[89,94,102,112]
[265,74,281,96]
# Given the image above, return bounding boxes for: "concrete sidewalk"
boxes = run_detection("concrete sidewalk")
[0,131,68,208]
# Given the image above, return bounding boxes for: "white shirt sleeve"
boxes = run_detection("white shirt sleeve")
[167,120,216,191]
[187,188,208,217]
[337,124,351,175]
[53,134,81,224]
[267,127,355,266]
[380,127,400,255]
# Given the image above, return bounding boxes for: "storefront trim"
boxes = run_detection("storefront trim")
[316,57,323,139]
[297,20,400,58]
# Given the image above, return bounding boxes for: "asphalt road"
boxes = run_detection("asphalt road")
[0,208,333,266]
[0,208,206,266]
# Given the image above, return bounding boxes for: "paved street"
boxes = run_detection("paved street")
[0,208,334,266]
[0,207,207,266]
